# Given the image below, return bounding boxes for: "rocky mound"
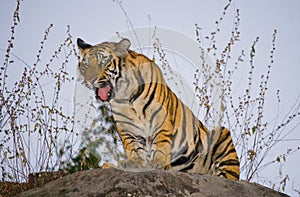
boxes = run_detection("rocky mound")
[17,168,289,197]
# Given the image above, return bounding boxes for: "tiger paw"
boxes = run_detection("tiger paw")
[102,162,117,169]
[146,160,171,170]
[118,159,143,169]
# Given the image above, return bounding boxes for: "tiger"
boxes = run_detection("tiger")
[76,38,240,181]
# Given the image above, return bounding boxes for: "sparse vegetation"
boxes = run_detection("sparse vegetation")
[0,0,79,190]
[191,1,300,193]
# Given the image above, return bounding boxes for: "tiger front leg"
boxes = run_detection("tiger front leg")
[118,158,143,169]
[146,131,172,170]
[101,142,144,170]
[118,142,145,169]
[102,158,143,170]
[146,151,172,170]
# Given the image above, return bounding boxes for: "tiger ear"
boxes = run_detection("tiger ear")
[115,38,131,57]
[77,38,92,55]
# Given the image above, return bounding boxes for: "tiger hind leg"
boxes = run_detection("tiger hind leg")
[211,127,240,181]
[212,161,240,181]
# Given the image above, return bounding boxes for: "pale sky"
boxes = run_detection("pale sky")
[1,0,299,195]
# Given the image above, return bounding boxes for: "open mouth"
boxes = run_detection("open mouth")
[95,83,112,101]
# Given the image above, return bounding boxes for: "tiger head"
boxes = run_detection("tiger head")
[77,38,131,101]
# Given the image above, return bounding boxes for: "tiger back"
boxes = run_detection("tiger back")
[77,38,240,180]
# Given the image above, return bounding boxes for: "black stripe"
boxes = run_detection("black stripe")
[129,147,145,156]
[171,129,178,146]
[213,136,234,162]
[170,93,179,125]
[171,134,202,170]
[115,58,123,84]
[143,63,154,99]
[192,115,197,140]
[223,169,240,180]
[128,50,137,59]
[179,103,187,146]
[153,149,168,158]
[141,63,157,115]
[211,128,231,161]
[150,105,163,124]
[152,130,172,144]
[170,143,189,167]
[154,139,172,144]
[142,82,157,116]
[129,69,145,103]
[152,110,168,134]
[219,147,239,160]
[122,137,135,149]
[160,84,167,102]
[219,159,239,167]
[136,135,146,146]
[180,163,195,171]
[113,98,129,103]
[194,127,204,157]
[111,109,133,121]
[203,128,216,166]
[116,120,142,131]
[218,172,227,178]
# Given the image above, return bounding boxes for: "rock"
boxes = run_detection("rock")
[17,168,289,197]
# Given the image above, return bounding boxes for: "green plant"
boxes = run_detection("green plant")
[79,104,123,167]
[64,147,99,174]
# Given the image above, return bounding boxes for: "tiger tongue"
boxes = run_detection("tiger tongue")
[97,85,111,101]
